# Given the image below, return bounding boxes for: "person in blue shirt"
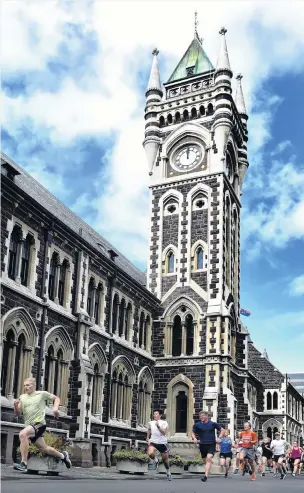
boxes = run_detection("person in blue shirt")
[192,410,224,482]
[218,429,234,478]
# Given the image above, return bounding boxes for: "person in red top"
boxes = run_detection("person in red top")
[289,441,303,476]
[238,422,258,481]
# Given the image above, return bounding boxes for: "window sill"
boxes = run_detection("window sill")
[162,273,177,277]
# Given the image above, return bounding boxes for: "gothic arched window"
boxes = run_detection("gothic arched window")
[267,391,272,410]
[185,314,194,355]
[207,103,214,115]
[112,294,119,334]
[199,105,205,116]
[273,392,278,410]
[196,247,204,270]
[13,334,26,397]
[225,197,231,287]
[8,226,21,280]
[1,329,14,395]
[159,116,165,127]
[48,253,58,301]
[175,112,181,123]
[167,114,173,124]
[139,311,145,348]
[87,278,95,316]
[191,107,197,119]
[167,251,175,274]
[119,298,126,337]
[94,283,103,322]
[183,109,189,121]
[172,315,182,356]
[58,260,68,306]
[125,303,132,340]
[20,235,32,286]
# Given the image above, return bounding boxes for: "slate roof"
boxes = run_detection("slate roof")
[1,152,146,286]
[248,341,284,388]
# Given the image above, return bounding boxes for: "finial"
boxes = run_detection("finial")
[194,11,198,37]
[219,27,227,35]
[152,48,159,56]
[236,73,243,81]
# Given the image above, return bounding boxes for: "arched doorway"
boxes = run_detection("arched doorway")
[176,390,188,433]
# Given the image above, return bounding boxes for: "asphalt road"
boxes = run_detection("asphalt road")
[2,476,303,493]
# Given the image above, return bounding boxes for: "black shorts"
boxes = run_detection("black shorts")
[220,452,233,459]
[199,444,216,458]
[273,454,285,463]
[29,422,47,443]
[149,442,168,454]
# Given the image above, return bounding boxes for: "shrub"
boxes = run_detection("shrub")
[187,454,204,466]
[18,432,72,458]
[159,453,185,467]
[113,448,150,464]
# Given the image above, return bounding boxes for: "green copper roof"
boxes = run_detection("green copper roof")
[167,37,214,83]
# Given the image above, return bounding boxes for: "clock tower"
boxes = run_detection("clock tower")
[144,26,250,443]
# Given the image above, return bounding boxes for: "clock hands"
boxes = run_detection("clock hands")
[186,147,190,160]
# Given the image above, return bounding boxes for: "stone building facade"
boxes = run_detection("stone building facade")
[1,28,303,466]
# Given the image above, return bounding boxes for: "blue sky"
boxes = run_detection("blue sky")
[2,1,304,372]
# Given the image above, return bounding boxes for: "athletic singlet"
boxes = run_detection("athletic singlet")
[220,437,232,454]
[290,447,302,459]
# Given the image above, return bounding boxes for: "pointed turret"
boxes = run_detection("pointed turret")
[216,27,232,73]
[213,27,233,161]
[167,36,214,83]
[235,74,247,115]
[143,49,162,175]
[146,48,163,96]
[262,349,269,360]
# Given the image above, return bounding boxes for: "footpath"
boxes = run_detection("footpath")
[1,465,210,481]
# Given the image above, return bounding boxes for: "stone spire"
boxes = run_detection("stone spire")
[262,349,269,360]
[146,48,162,96]
[216,27,231,73]
[235,74,247,115]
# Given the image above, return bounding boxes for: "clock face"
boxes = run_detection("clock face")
[172,144,203,172]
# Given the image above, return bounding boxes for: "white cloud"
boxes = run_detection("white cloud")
[270,140,292,156]
[2,0,304,263]
[289,275,304,296]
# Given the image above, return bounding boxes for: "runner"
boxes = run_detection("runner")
[218,429,233,478]
[13,377,71,472]
[256,440,263,473]
[234,439,243,474]
[191,410,224,483]
[260,437,273,476]
[238,422,257,481]
[270,432,289,480]
[289,441,303,477]
[147,409,172,481]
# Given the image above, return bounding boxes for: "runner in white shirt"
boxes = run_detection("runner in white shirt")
[147,409,171,481]
[270,432,289,480]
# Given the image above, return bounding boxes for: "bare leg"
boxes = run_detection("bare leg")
[19,426,35,463]
[205,453,213,477]
[34,437,64,459]
[147,445,156,460]
[226,458,231,474]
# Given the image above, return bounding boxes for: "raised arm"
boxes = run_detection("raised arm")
[156,422,168,436]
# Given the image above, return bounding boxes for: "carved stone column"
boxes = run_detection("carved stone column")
[7,342,17,398]
[181,323,186,356]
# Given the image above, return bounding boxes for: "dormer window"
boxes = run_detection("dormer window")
[186,66,195,76]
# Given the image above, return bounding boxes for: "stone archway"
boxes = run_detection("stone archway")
[262,418,282,440]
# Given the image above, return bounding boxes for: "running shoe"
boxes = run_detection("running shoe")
[62,451,72,468]
[233,468,239,474]
[166,471,172,481]
[13,461,27,472]
[251,473,256,481]
[201,475,208,482]
[280,473,286,480]
[225,472,228,478]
